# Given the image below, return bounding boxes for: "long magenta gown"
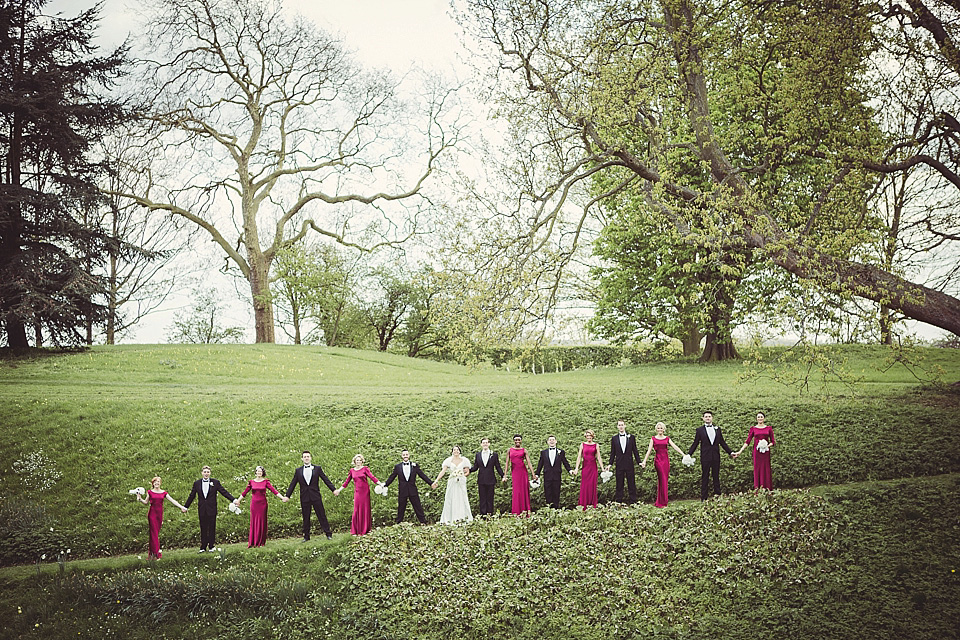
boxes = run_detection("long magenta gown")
[241,479,280,547]
[652,437,671,507]
[745,426,775,489]
[146,490,166,559]
[509,448,531,514]
[578,442,600,508]
[343,467,379,535]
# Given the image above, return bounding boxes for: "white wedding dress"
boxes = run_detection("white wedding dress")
[439,456,473,524]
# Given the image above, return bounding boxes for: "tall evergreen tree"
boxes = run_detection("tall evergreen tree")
[0,0,126,347]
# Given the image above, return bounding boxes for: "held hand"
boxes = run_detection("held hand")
[640,461,646,468]
[333,488,342,497]
[431,482,438,489]
[501,476,508,483]
[180,506,187,513]
[280,496,289,503]
[463,468,470,476]
[731,452,739,459]
[569,469,577,476]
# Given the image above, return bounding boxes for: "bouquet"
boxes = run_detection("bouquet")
[129,487,145,496]
[449,466,465,479]
[682,454,695,467]
[756,439,770,453]
[600,469,613,483]
[529,478,541,489]
[374,483,388,496]
[228,502,242,515]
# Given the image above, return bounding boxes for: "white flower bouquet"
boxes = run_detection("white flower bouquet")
[682,454,695,467]
[449,467,465,479]
[228,502,242,515]
[129,487,145,496]
[600,469,613,483]
[529,478,541,489]
[756,439,770,453]
[374,483,388,496]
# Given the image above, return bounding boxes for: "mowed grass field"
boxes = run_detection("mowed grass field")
[1,343,959,639]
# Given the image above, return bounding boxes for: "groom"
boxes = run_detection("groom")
[286,450,336,540]
[470,437,504,515]
[688,410,734,501]
[383,449,433,524]
[535,435,572,509]
[184,465,235,552]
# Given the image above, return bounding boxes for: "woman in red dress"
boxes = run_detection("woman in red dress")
[502,434,536,514]
[640,422,686,507]
[136,476,187,559]
[234,466,288,547]
[334,454,381,535]
[735,412,775,489]
[573,429,606,509]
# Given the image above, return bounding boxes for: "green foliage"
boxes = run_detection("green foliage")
[165,287,245,344]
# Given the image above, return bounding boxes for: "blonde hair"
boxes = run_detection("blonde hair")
[655,422,666,430]
[583,429,595,439]
[150,476,162,487]
[352,454,365,466]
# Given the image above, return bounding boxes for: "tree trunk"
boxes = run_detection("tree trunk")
[699,334,740,362]
[680,321,702,357]
[249,257,275,343]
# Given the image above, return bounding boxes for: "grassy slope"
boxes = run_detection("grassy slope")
[1,344,959,639]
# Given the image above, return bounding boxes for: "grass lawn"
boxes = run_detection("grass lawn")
[1,343,958,639]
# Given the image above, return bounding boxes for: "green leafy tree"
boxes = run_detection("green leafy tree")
[272,243,368,346]
[0,0,127,347]
[459,0,960,340]
[165,287,245,344]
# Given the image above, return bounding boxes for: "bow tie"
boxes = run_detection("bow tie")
[304,465,313,469]
[403,462,410,465]
[549,448,556,450]
[202,479,210,482]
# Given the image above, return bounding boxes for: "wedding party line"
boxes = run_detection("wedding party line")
[134,412,775,558]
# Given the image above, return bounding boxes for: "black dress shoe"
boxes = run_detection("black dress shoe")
[325,534,333,539]
[197,549,206,554]
[300,537,310,543]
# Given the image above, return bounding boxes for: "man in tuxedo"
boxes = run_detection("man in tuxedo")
[383,449,433,524]
[535,435,573,509]
[184,465,236,552]
[285,450,336,540]
[687,411,734,501]
[609,419,642,503]
[470,437,504,515]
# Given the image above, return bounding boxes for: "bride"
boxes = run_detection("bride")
[432,445,473,524]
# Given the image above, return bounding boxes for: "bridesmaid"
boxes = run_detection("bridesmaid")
[334,454,381,535]
[136,476,187,560]
[735,412,775,489]
[234,466,288,547]
[640,422,686,507]
[501,434,536,515]
[572,429,606,509]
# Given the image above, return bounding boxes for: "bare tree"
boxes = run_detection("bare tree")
[108,0,461,342]
[95,135,186,344]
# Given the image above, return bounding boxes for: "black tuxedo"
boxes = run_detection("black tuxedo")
[384,461,433,523]
[470,450,504,515]
[286,464,336,538]
[535,447,571,508]
[609,433,642,503]
[184,477,235,551]
[688,425,733,500]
